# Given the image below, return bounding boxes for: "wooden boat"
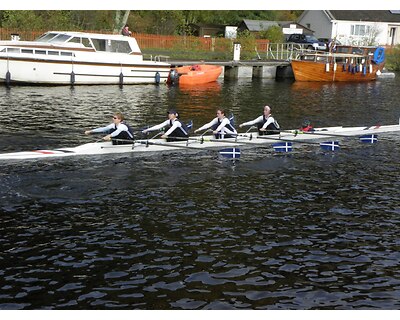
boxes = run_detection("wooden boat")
[0,31,171,85]
[1,122,399,161]
[168,64,222,85]
[290,46,385,82]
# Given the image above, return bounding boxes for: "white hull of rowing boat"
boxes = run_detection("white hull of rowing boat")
[1,124,399,160]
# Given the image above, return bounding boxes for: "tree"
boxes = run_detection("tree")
[113,10,130,34]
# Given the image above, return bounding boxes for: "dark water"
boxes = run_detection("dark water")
[0,77,400,310]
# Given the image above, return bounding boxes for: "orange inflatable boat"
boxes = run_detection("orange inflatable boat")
[168,64,222,86]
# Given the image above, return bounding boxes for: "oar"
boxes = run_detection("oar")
[135,139,240,159]
[157,136,243,159]
[248,134,340,152]
[280,129,378,144]
[172,135,260,147]
[256,134,321,144]
[135,139,202,151]
[288,129,355,138]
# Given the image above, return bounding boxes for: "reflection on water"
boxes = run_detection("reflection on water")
[0,76,400,309]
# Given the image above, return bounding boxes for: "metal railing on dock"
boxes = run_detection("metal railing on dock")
[264,43,328,61]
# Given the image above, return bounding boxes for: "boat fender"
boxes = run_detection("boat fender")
[70,71,75,85]
[348,64,351,72]
[343,63,346,72]
[333,62,337,71]
[325,63,329,72]
[363,65,367,75]
[369,64,373,73]
[372,47,385,64]
[155,72,160,84]
[5,71,11,85]
[119,72,124,85]
[359,64,362,72]
[352,66,356,74]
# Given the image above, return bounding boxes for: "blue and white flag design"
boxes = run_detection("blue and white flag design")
[219,148,241,159]
[320,141,340,151]
[272,142,293,152]
[186,120,193,131]
[359,134,378,144]
[229,114,235,127]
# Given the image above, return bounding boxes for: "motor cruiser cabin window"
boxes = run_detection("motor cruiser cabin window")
[109,40,131,53]
[60,52,73,57]
[49,34,71,43]
[91,38,106,52]
[69,37,81,44]
[81,38,91,48]
[48,51,59,55]
[21,49,34,54]
[7,48,20,53]
[35,50,46,55]
[36,33,58,42]
[90,39,131,53]
[68,37,92,48]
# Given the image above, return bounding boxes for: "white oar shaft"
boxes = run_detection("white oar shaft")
[256,135,322,145]
[136,140,201,151]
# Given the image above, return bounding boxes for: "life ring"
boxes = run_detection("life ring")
[372,47,385,64]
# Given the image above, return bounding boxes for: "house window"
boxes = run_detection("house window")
[351,24,371,36]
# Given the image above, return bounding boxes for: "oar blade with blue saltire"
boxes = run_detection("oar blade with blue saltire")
[219,148,241,159]
[186,120,193,132]
[320,141,340,151]
[272,142,293,152]
[359,134,378,144]
[228,114,235,127]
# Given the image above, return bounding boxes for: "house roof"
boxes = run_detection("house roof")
[239,19,279,31]
[326,10,400,23]
[239,19,314,33]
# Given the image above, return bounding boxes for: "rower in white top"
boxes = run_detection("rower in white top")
[239,105,280,135]
[142,109,189,142]
[194,108,237,139]
[84,112,134,145]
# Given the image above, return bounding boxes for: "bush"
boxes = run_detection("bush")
[385,45,400,71]
[259,26,284,43]
[235,30,257,60]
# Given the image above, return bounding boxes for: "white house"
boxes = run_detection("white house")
[297,10,400,46]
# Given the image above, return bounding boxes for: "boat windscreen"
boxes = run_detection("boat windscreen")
[36,33,59,42]
[48,34,72,43]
